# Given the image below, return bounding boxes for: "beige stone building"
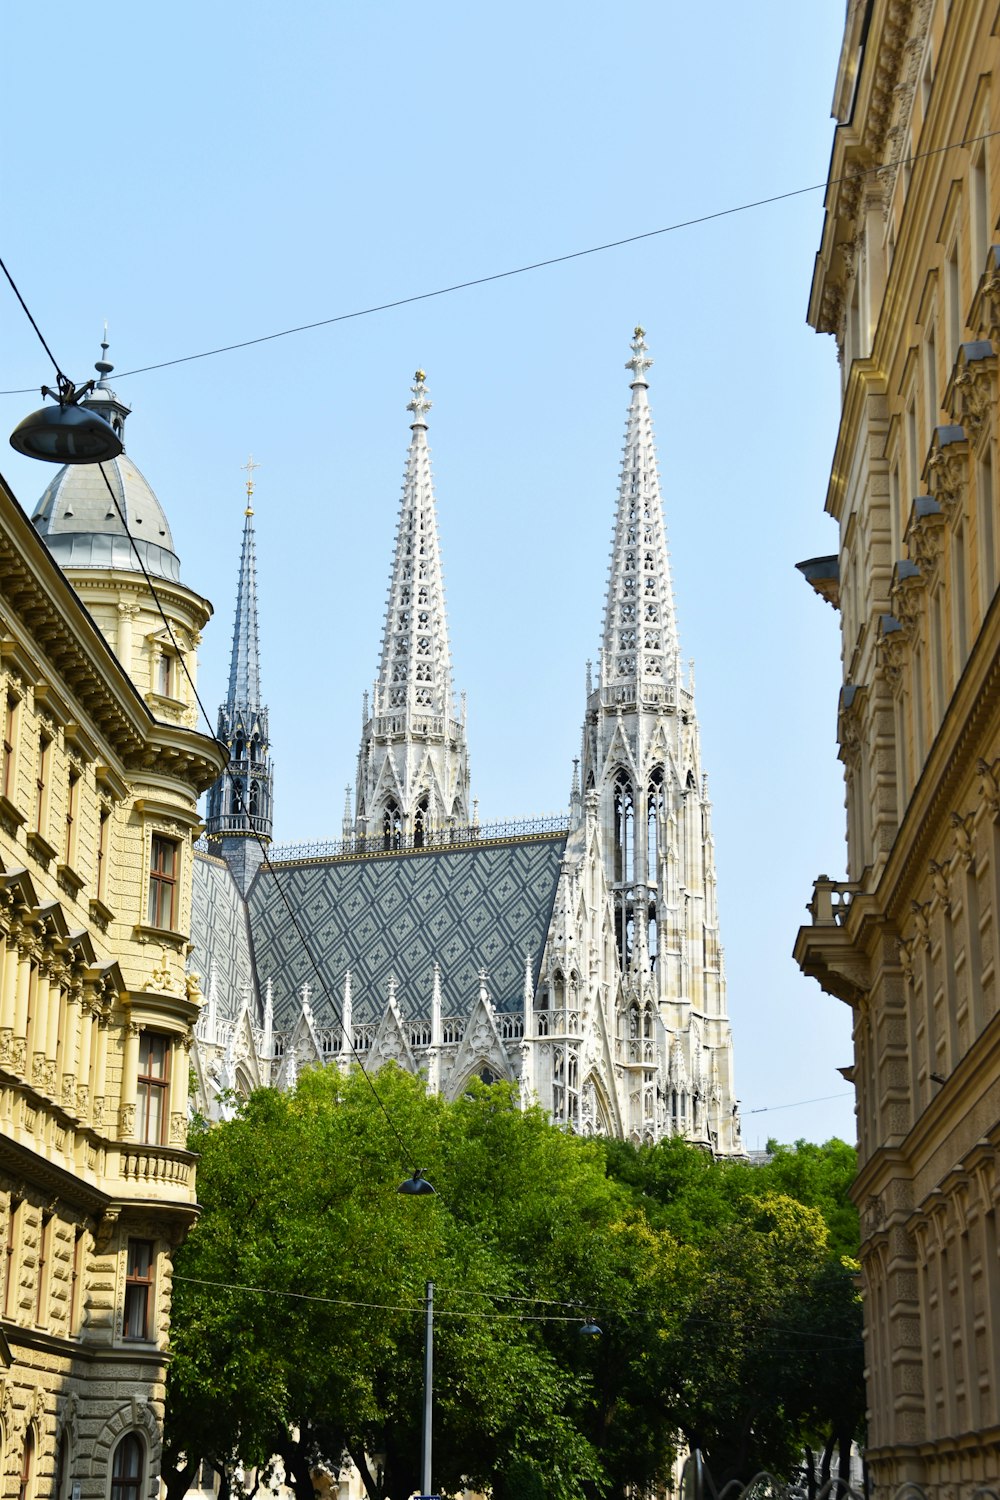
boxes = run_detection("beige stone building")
[0,358,224,1497]
[795,0,1000,1491]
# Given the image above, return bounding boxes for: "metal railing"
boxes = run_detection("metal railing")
[679,1450,1000,1500]
[269,815,569,863]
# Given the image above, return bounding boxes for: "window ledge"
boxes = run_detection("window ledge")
[0,794,25,830]
[56,862,86,898]
[133,922,186,948]
[89,897,115,927]
[26,830,58,865]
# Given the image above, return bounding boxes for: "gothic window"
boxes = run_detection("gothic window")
[620,602,636,623]
[644,631,660,650]
[624,912,635,965]
[643,552,655,572]
[613,774,634,883]
[620,629,636,650]
[110,1434,144,1500]
[686,769,697,791]
[397,611,409,630]
[382,800,402,851]
[479,1066,497,1085]
[416,689,432,706]
[645,602,658,620]
[553,971,565,1009]
[624,550,636,572]
[414,794,429,849]
[623,577,636,597]
[647,767,664,868]
[248,780,260,817]
[648,913,658,969]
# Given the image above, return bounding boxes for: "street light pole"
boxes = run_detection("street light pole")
[421,1280,434,1499]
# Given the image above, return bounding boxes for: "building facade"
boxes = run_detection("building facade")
[193,333,741,1155]
[795,1,1000,1491]
[0,355,225,1497]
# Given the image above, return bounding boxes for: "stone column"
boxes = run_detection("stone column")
[92,1014,109,1132]
[77,993,95,1120]
[119,1022,140,1140]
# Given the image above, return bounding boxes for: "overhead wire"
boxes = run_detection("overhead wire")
[171,1273,861,1346]
[0,110,900,1174]
[2,125,1000,398]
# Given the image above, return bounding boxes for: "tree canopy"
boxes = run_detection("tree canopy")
[165,1070,862,1499]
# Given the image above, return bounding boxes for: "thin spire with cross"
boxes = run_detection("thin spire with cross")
[242,454,261,514]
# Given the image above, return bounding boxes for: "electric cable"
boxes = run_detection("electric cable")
[2,124,1000,397]
[744,1091,854,1116]
[171,1274,861,1346]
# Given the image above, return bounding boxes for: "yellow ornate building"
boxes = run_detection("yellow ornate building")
[796,0,1000,1491]
[0,353,224,1498]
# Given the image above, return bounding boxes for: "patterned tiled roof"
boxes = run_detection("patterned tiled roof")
[191,852,259,1021]
[246,835,566,1028]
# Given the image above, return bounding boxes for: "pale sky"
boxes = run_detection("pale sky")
[1,1,854,1147]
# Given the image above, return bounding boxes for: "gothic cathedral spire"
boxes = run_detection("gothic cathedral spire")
[600,327,680,705]
[205,459,274,891]
[580,330,738,1152]
[353,372,471,847]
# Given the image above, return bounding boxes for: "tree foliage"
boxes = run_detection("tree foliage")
[165,1072,862,1499]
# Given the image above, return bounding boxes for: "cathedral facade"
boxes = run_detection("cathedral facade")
[193,330,742,1154]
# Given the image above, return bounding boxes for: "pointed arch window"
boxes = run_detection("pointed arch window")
[414,794,429,849]
[110,1434,144,1500]
[382,800,402,851]
[613,773,634,884]
[647,766,664,874]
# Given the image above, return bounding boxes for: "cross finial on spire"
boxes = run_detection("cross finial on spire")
[95,322,114,386]
[626,325,653,386]
[406,369,432,427]
[242,454,261,515]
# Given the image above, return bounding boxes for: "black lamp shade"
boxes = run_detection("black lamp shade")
[398,1170,436,1196]
[10,402,123,464]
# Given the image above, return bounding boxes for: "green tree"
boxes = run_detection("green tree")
[602,1136,864,1487]
[166,1069,645,1500]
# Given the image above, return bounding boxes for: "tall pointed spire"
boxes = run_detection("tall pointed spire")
[205,459,275,890]
[226,455,263,713]
[601,328,680,705]
[375,373,454,723]
[572,329,737,1150]
[353,372,471,844]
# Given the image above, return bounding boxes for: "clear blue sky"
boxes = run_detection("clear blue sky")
[1,1,853,1146]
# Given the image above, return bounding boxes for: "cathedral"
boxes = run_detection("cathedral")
[189,329,742,1153]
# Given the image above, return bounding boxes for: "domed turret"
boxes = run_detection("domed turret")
[30,340,181,583]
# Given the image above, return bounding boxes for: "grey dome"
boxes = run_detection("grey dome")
[31,452,181,584]
[30,342,182,584]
